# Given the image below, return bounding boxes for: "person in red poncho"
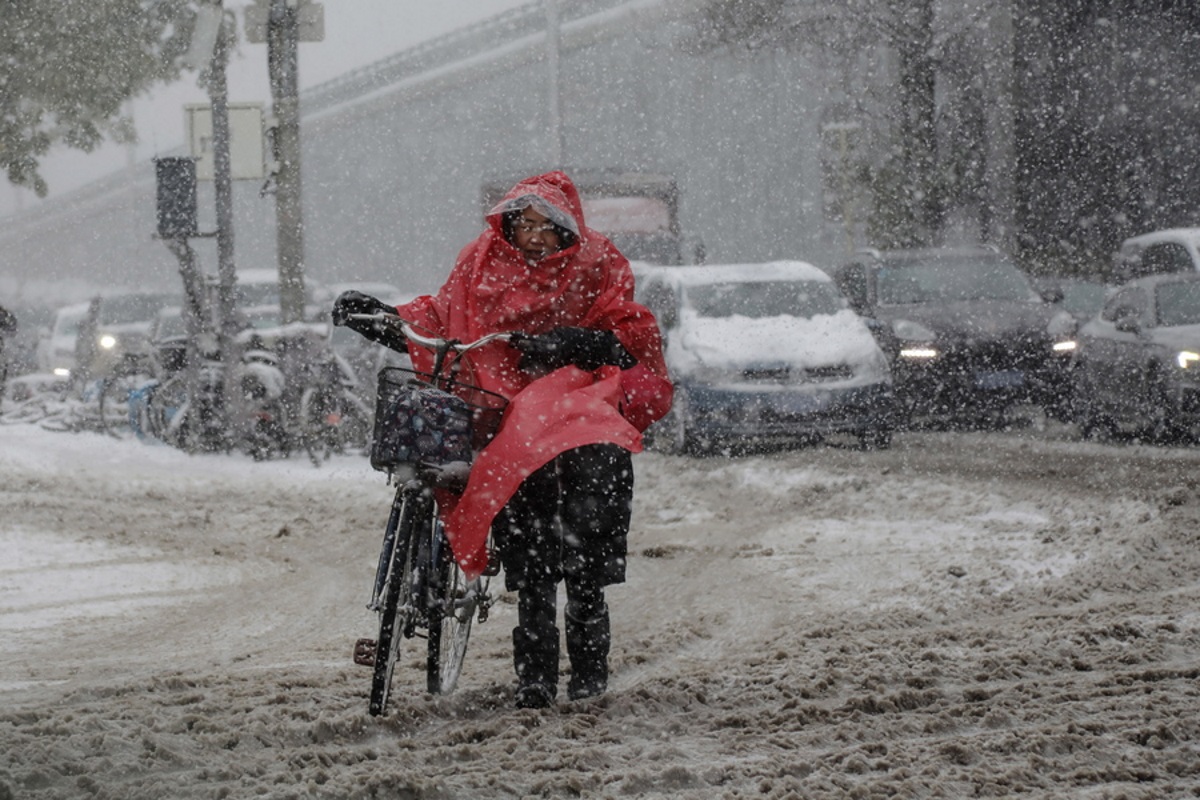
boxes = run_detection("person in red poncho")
[333,171,672,709]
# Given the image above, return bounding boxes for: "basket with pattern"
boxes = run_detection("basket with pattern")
[370,366,507,474]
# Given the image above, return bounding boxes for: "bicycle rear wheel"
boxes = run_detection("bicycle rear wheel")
[425,529,482,694]
[368,488,431,716]
[299,385,333,466]
[99,373,150,438]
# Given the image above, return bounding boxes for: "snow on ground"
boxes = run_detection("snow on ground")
[3,421,1200,798]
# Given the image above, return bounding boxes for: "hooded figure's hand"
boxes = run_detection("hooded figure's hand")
[331,291,408,352]
[511,327,637,373]
[332,290,393,327]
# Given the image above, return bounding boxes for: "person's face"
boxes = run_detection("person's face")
[510,208,561,264]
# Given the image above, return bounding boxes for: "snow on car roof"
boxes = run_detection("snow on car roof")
[1120,227,1200,250]
[632,260,831,286]
[236,268,285,285]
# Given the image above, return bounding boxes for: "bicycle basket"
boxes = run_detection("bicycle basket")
[370,367,507,473]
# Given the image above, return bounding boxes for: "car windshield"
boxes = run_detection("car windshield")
[1060,282,1108,318]
[56,311,86,337]
[156,311,187,339]
[100,294,176,324]
[684,279,844,319]
[236,284,282,307]
[877,257,1035,305]
[1156,282,1200,326]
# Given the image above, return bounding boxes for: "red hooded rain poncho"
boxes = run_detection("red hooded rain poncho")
[394,171,673,578]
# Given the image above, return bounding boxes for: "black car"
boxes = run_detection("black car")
[830,246,1078,425]
[1072,272,1200,443]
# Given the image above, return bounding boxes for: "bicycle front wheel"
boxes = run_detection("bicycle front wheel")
[368,487,430,717]
[426,530,481,694]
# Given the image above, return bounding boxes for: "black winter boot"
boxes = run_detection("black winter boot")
[565,605,610,701]
[513,627,559,709]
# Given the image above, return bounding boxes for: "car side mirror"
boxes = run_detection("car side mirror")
[1114,313,1141,334]
[1039,285,1064,304]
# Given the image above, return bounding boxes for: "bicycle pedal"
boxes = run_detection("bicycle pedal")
[353,638,377,667]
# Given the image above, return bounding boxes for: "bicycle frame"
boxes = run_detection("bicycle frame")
[353,313,512,715]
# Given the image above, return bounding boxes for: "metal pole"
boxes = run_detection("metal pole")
[545,0,565,168]
[208,2,238,442]
[164,236,209,452]
[268,0,307,326]
[982,0,1015,249]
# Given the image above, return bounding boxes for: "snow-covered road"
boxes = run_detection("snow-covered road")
[3,423,1200,798]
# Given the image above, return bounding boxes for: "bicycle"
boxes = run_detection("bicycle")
[142,358,229,452]
[349,314,511,716]
[292,327,372,466]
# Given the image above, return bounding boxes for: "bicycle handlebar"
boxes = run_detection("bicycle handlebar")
[346,312,516,355]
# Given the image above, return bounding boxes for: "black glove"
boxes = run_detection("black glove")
[332,290,392,326]
[511,327,637,372]
[332,290,408,353]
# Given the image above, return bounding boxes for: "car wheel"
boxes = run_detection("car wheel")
[857,427,892,451]
[1073,386,1113,441]
[647,391,692,455]
[1142,364,1183,445]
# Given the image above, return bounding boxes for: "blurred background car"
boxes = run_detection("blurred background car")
[1071,272,1200,443]
[634,260,895,454]
[830,246,1078,427]
[37,292,179,383]
[0,302,54,378]
[36,301,92,378]
[1112,227,1200,282]
[85,292,180,381]
[232,268,328,324]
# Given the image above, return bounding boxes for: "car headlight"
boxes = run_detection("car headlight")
[1053,339,1077,354]
[892,319,938,359]
[899,346,938,359]
[1177,350,1200,369]
[99,334,118,350]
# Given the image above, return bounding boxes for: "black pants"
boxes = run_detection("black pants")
[493,444,633,698]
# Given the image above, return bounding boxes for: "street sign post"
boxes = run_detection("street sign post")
[185,103,266,181]
[244,0,324,43]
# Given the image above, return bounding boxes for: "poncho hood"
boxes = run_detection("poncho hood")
[486,170,583,238]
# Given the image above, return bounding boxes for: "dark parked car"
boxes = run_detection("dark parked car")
[830,246,1078,426]
[1071,272,1200,443]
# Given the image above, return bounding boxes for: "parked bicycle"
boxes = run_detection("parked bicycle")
[1,369,147,438]
[349,314,510,716]
[285,324,372,466]
[139,330,289,458]
[140,356,229,452]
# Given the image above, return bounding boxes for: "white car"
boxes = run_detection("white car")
[233,268,327,315]
[633,260,896,453]
[37,301,91,377]
[39,293,179,380]
[1114,227,1200,281]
